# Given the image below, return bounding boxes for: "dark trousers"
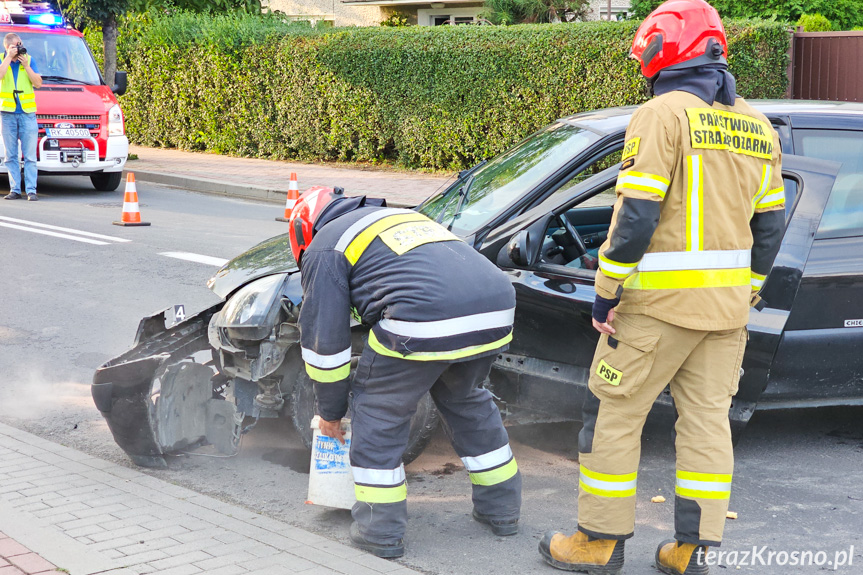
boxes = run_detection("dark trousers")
[349,348,522,545]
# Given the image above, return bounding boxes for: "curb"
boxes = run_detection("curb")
[124,169,289,204]
[125,169,414,208]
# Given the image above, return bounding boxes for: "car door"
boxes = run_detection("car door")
[760,128,863,406]
[486,155,839,426]
[481,170,618,424]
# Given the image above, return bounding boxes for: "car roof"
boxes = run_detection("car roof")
[560,100,863,136]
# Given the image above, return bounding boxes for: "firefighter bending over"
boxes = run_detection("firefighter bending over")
[289,187,522,559]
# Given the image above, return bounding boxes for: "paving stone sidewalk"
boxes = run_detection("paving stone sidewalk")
[125,146,454,208]
[0,422,419,575]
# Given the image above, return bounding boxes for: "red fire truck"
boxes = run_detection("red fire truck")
[0,1,128,191]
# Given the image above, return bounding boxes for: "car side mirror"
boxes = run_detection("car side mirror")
[507,230,532,268]
[112,71,127,96]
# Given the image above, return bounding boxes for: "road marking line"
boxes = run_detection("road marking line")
[0,216,132,242]
[0,222,108,245]
[160,252,228,267]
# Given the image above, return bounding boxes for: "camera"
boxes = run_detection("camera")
[15,43,26,56]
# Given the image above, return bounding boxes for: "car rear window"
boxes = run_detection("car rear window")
[793,129,863,239]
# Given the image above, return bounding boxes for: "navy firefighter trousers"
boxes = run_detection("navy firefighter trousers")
[348,348,522,545]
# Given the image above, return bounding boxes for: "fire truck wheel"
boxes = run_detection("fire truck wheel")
[91,172,123,191]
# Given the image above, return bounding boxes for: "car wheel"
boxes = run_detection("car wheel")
[291,358,440,465]
[91,172,123,192]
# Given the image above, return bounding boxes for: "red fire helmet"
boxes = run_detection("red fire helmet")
[288,186,343,265]
[631,0,728,79]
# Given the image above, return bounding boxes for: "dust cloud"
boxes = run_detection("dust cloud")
[0,369,93,421]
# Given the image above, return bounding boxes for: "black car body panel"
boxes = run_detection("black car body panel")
[761,231,863,407]
[207,233,297,299]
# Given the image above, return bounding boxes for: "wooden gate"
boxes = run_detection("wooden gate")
[791,31,863,102]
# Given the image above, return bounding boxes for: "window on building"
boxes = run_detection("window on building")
[599,7,628,21]
[418,7,481,26]
[431,15,475,25]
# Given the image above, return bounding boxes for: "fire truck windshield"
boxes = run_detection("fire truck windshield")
[12,32,101,85]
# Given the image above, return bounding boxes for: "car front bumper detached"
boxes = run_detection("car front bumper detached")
[92,302,237,468]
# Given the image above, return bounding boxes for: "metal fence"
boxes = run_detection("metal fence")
[792,31,863,102]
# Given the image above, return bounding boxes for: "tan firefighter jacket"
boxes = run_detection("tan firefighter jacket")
[596,91,786,330]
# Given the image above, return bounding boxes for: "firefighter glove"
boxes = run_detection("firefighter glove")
[592,294,620,324]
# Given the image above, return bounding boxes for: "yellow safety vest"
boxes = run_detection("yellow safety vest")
[0,54,36,113]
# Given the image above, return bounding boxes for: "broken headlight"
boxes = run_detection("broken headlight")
[218,273,288,341]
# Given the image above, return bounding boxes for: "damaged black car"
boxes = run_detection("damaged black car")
[93,101,863,467]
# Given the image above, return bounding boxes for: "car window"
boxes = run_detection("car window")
[793,129,863,238]
[536,183,616,273]
[417,122,600,236]
[551,149,623,202]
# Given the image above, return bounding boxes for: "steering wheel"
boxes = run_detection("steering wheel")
[559,214,589,258]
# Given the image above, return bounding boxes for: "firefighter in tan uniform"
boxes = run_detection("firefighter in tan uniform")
[539,1,785,574]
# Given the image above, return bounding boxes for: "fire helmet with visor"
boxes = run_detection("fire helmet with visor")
[287,186,344,267]
[630,0,728,80]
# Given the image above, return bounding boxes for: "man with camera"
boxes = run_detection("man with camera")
[1,33,42,201]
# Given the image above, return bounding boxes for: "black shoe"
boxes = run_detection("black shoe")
[27,194,37,201]
[472,509,519,536]
[4,192,21,200]
[349,522,404,558]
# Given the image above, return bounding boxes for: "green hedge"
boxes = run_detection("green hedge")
[630,0,863,30]
[92,13,789,170]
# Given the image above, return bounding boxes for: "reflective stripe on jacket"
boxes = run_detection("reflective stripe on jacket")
[298,206,516,419]
[595,91,785,331]
[0,54,36,113]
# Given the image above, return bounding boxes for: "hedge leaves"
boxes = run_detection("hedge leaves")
[99,13,789,170]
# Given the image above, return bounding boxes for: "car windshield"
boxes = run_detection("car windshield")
[417,122,600,236]
[14,32,101,85]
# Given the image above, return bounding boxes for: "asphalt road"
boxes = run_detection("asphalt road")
[0,177,861,575]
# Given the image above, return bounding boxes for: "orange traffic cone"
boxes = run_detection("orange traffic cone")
[276,172,300,222]
[113,173,151,227]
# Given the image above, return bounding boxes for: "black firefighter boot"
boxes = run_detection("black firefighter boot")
[349,522,405,559]
[538,530,624,574]
[655,540,710,575]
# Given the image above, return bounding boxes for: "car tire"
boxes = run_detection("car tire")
[291,359,440,465]
[91,172,123,192]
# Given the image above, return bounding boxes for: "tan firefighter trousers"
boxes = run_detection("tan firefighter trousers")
[577,312,747,546]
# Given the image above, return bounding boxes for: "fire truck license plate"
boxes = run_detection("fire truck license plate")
[46,128,91,138]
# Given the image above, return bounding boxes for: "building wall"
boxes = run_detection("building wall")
[263,0,630,26]
[264,0,384,27]
[585,0,631,21]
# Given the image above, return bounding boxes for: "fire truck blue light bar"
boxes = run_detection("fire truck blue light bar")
[29,13,62,25]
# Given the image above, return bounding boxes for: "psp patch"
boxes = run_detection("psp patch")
[379,221,460,255]
[597,359,622,386]
[686,108,773,160]
[622,137,640,161]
